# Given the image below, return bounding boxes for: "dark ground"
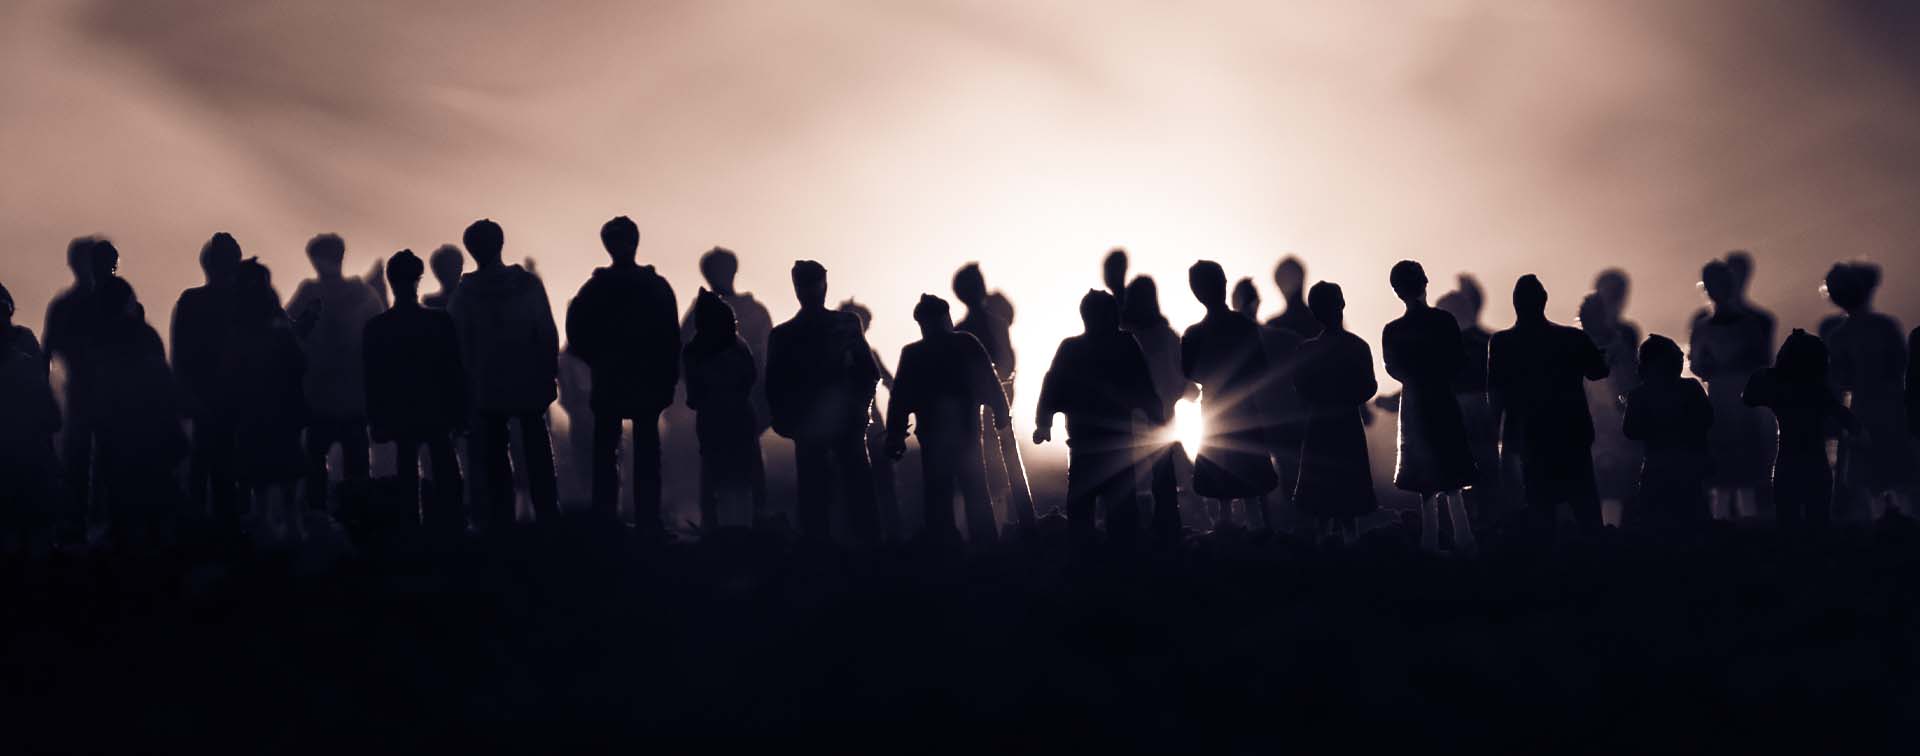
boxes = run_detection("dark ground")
[4,516,1920,754]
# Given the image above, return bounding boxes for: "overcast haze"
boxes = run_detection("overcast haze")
[5,0,1920,424]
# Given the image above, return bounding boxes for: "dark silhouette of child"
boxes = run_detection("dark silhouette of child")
[766,260,881,544]
[1267,255,1320,340]
[1817,262,1912,518]
[448,219,561,529]
[364,250,470,532]
[682,247,775,434]
[0,282,59,548]
[1690,256,1775,520]
[953,263,1021,525]
[1436,275,1502,519]
[1293,281,1378,543]
[172,233,244,523]
[1035,290,1163,543]
[86,275,186,546]
[1585,270,1643,520]
[840,299,900,540]
[888,294,1009,543]
[1123,276,1196,543]
[287,233,383,514]
[42,237,111,539]
[1383,261,1478,555]
[1622,335,1713,531]
[1489,274,1610,536]
[565,216,680,532]
[1182,261,1280,527]
[684,289,764,532]
[1744,330,1851,529]
[422,244,464,310]
[220,260,308,535]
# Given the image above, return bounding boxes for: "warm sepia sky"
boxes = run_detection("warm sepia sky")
[5,0,1920,424]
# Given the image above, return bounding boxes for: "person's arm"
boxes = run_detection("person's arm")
[971,339,1010,429]
[1485,333,1508,431]
[563,284,591,365]
[531,282,560,381]
[1033,342,1066,443]
[1579,331,1610,381]
[1381,325,1407,383]
[884,348,916,458]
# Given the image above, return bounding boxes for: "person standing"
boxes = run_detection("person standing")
[1034,290,1163,544]
[1382,261,1478,555]
[287,234,384,515]
[1689,258,1775,522]
[1622,335,1713,531]
[888,295,1009,543]
[839,299,901,539]
[685,289,764,532]
[422,245,465,310]
[364,250,469,532]
[1293,282,1378,543]
[953,263,1028,528]
[766,261,881,544]
[1181,261,1280,529]
[172,233,244,524]
[1743,331,1851,529]
[1584,270,1642,525]
[1122,276,1197,543]
[0,282,59,552]
[448,219,561,529]
[1489,275,1610,538]
[1435,276,1502,521]
[1818,262,1912,519]
[42,237,109,542]
[86,276,186,547]
[565,217,680,533]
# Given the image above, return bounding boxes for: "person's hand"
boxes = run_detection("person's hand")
[1032,425,1052,445]
[886,437,907,461]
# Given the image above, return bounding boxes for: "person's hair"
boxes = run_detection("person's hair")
[1595,269,1629,304]
[693,288,737,338]
[201,232,243,276]
[1823,262,1880,312]
[1725,250,1753,288]
[66,236,97,275]
[1273,256,1305,294]
[234,259,284,321]
[463,219,504,260]
[952,263,986,305]
[1307,281,1344,327]
[837,299,873,331]
[1389,260,1426,296]
[1103,249,1129,288]
[1774,328,1829,386]
[1123,276,1165,327]
[912,293,950,326]
[305,233,346,263]
[387,250,425,291]
[700,247,739,282]
[1080,289,1120,331]
[1231,278,1260,312]
[791,260,827,290]
[89,239,120,278]
[0,280,13,319]
[429,244,465,281]
[1638,334,1683,382]
[1189,260,1228,305]
[600,216,639,256]
[1512,274,1548,315]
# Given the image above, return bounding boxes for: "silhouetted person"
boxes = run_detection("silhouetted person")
[686,289,765,531]
[172,233,244,524]
[1123,276,1196,543]
[42,237,109,540]
[1232,276,1306,529]
[683,247,775,432]
[1689,259,1775,521]
[1744,330,1851,529]
[1818,262,1912,518]
[219,261,308,536]
[1436,275,1501,520]
[86,276,185,546]
[1622,335,1712,531]
[1585,271,1642,524]
[840,299,900,539]
[364,250,469,531]
[1489,275,1609,536]
[1182,261,1279,528]
[766,261,880,543]
[287,234,382,514]
[1910,326,1920,442]
[422,244,465,310]
[953,263,1022,526]
[888,295,1008,543]
[1035,290,1162,543]
[1383,261,1478,555]
[565,217,679,532]
[0,282,59,550]
[1293,282,1378,543]
[1103,248,1129,305]
[448,219,560,528]
[1266,255,1319,340]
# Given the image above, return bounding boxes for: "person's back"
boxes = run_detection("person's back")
[450,258,559,413]
[1744,330,1849,526]
[767,306,877,440]
[1490,319,1606,451]
[1039,330,1160,443]
[364,296,468,444]
[888,294,1006,542]
[288,274,384,419]
[567,263,679,418]
[1624,336,1713,528]
[895,330,1003,438]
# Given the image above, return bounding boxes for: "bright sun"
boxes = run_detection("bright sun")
[1171,398,1206,454]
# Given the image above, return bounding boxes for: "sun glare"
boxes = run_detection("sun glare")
[1172,398,1206,455]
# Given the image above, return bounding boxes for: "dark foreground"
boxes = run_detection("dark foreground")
[5,517,1920,753]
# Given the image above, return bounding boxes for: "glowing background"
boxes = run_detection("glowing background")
[5,0,1920,441]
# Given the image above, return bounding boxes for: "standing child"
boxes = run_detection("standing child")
[1622,335,1713,531]
[1743,330,1851,529]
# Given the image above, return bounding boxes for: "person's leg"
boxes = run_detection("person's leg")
[867,427,900,541]
[206,418,239,527]
[1066,450,1097,534]
[1446,489,1477,554]
[341,422,371,484]
[591,410,622,522]
[836,429,879,545]
[425,434,463,532]
[59,412,92,541]
[957,435,997,544]
[794,440,831,540]
[977,409,1011,521]
[633,415,664,533]
[1151,445,1181,544]
[304,419,339,515]
[395,437,423,525]
[187,419,211,518]
[1419,493,1442,554]
[475,413,515,529]
[919,440,958,542]
[1567,457,1603,533]
[1734,488,1759,521]
[1107,469,1140,548]
[519,412,560,520]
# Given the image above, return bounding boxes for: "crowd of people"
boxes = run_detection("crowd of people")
[2,219,1917,556]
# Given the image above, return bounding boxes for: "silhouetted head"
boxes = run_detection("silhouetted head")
[1122,276,1165,327]
[1822,262,1880,313]
[429,245,464,289]
[600,216,640,264]
[1774,329,1828,386]
[1080,289,1121,333]
[386,249,424,303]
[1700,261,1734,306]
[1231,278,1260,319]
[700,248,739,293]
[89,239,120,282]
[0,281,13,329]
[93,276,137,323]
[913,293,953,336]
[1189,260,1228,309]
[200,232,243,284]
[1435,274,1484,327]
[693,288,738,340]
[65,237,97,283]
[837,299,874,332]
[1273,256,1306,301]
[463,219,505,268]
[1307,281,1345,331]
[303,233,346,279]
[1595,269,1629,313]
[791,260,828,309]
[1389,260,1428,303]
[952,263,987,307]
[1512,274,1548,319]
[234,259,283,322]
[1725,250,1754,296]
[1638,334,1683,384]
[1103,249,1129,295]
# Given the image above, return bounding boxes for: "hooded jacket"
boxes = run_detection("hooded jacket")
[449,264,559,413]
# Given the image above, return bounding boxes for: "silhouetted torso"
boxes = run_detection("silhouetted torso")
[170,283,237,421]
[0,337,59,462]
[1587,319,1641,501]
[1182,309,1279,499]
[1127,318,1190,426]
[86,309,186,475]
[566,264,679,418]
[1623,376,1712,527]
[42,285,98,402]
[1689,307,1775,486]
[683,291,773,430]
[1490,319,1607,452]
[684,331,758,453]
[1036,331,1158,445]
[892,331,1007,445]
[1743,366,1846,522]
[1293,328,1378,518]
[364,302,468,443]
[221,314,308,485]
[1820,312,1913,493]
[1383,306,1475,493]
[287,276,384,419]
[957,305,1015,384]
[766,307,878,440]
[1266,303,1320,342]
[448,264,559,413]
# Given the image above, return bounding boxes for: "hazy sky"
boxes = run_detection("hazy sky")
[5,0,1919,422]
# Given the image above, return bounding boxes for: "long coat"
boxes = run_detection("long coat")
[1293,329,1378,518]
